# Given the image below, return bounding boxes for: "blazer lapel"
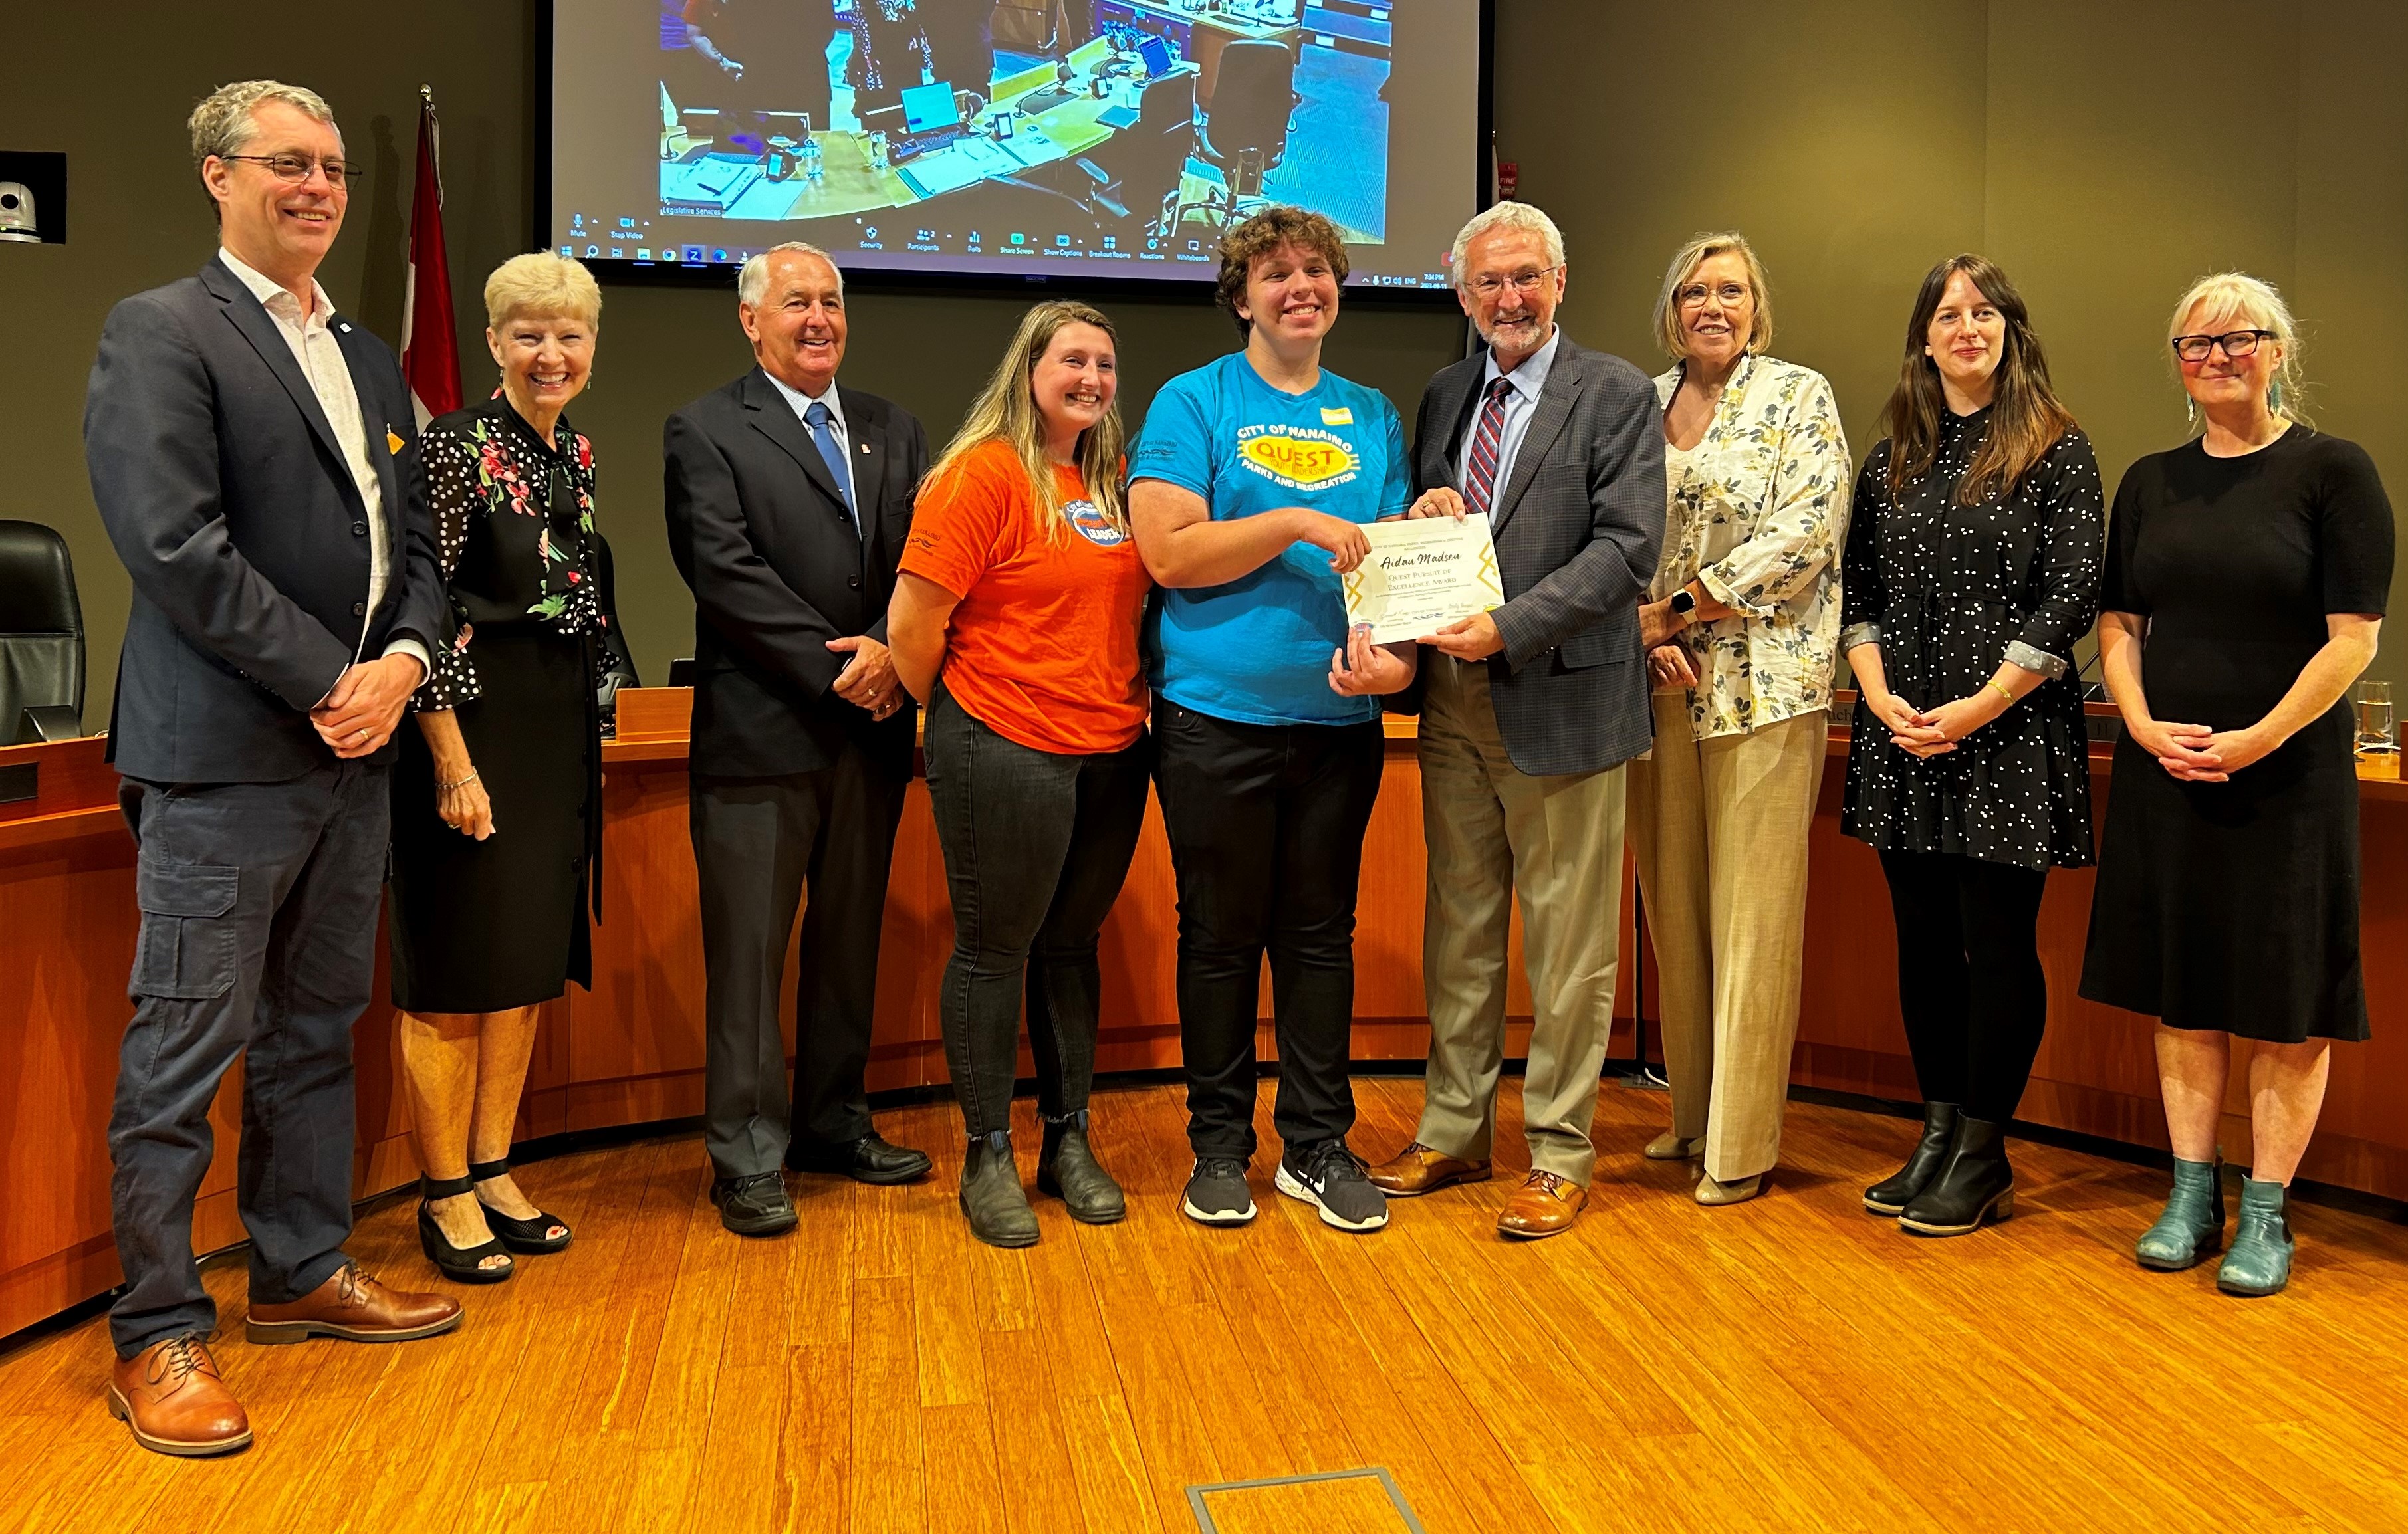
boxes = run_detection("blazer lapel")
[1487,348,1586,540]
[202,259,357,497]
[741,369,850,514]
[332,314,405,550]
[1436,358,1486,493]
[851,399,887,576]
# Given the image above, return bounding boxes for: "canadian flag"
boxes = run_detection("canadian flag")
[400,86,461,431]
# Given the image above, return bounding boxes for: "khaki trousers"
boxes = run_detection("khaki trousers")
[1415,657,1627,1184]
[1627,696,1825,1182]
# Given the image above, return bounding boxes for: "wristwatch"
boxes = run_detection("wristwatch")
[1669,587,1698,625]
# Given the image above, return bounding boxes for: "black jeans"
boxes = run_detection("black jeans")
[691,743,907,1178]
[923,686,1153,1139]
[1151,694,1385,1160]
[109,762,390,1357]
[1877,848,2052,1123]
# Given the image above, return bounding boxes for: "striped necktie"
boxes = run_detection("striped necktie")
[1464,375,1514,518]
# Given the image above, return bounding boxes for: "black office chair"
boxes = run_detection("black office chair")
[1066,68,1197,237]
[1171,40,1298,233]
[0,520,85,744]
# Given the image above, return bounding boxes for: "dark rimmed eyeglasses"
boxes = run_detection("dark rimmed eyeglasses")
[2171,329,2274,362]
[218,153,356,189]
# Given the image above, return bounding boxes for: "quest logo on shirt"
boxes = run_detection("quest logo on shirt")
[1234,424,1360,491]
[1064,500,1125,548]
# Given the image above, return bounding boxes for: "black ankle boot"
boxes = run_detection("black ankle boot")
[1864,1102,1959,1216]
[960,1131,1039,1249]
[1037,1109,1126,1225]
[1899,1115,2014,1236]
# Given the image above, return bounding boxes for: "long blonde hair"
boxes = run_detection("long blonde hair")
[924,301,1128,542]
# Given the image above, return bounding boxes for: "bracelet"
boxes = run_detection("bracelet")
[437,770,481,792]
[1986,680,2018,706]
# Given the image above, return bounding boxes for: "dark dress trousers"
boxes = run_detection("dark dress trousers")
[665,368,927,1178]
[1388,338,1666,775]
[83,257,443,1357]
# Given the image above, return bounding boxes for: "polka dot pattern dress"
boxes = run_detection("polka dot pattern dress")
[1839,411,2105,871]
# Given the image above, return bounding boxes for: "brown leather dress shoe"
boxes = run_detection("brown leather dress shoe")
[1497,1170,1588,1240]
[1364,1141,1493,1197]
[108,1335,251,1457]
[247,1261,463,1346]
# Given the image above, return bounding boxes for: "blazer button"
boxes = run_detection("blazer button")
[352,521,368,536]
[353,602,367,616]
[849,576,862,589]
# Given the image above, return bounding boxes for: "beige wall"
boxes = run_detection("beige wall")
[7,1,2406,718]
[1499,0,2408,683]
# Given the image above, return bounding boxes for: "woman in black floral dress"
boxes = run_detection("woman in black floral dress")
[390,255,627,1282]
[1839,255,2103,1239]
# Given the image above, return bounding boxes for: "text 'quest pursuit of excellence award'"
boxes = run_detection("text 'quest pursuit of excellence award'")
[1342,514,1506,643]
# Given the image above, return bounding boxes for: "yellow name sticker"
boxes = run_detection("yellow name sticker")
[1237,429,1360,489]
[1320,406,1354,426]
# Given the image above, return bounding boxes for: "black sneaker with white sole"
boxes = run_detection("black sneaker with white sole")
[1276,1141,1388,1232]
[1182,1156,1257,1225]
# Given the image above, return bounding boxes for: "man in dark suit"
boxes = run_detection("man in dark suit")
[83,80,461,1458]
[1362,202,1664,1240]
[665,241,933,1237]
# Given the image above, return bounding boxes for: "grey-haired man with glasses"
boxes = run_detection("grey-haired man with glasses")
[82,78,459,1458]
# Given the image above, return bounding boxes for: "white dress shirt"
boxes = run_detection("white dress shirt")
[1453,326,1562,504]
[217,247,429,678]
[764,370,860,525]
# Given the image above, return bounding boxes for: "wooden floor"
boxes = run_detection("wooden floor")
[8,1079,2408,1534]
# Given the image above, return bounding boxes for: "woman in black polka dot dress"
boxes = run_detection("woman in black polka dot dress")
[389,254,630,1282]
[1838,254,2104,1238]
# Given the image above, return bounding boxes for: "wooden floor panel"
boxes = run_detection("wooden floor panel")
[8,1079,2408,1534]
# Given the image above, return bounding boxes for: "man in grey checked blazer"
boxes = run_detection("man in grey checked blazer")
[1364,202,1663,1238]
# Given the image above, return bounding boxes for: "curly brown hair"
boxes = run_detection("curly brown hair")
[1213,206,1351,338]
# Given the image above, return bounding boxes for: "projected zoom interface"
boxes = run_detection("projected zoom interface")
[588,0,1469,288]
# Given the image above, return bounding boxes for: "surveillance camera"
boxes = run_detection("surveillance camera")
[0,182,36,243]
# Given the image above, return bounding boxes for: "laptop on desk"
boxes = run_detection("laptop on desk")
[891,80,968,159]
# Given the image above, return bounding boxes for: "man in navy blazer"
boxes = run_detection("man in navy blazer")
[1363,202,1664,1240]
[665,242,933,1239]
[83,80,459,1458]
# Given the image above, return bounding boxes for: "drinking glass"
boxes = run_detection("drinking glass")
[2355,679,2396,776]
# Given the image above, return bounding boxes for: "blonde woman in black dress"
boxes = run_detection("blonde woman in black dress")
[1840,255,2102,1238]
[2082,273,2393,1296]
[391,254,622,1281]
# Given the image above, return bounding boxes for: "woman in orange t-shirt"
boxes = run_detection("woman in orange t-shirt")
[888,300,1152,1248]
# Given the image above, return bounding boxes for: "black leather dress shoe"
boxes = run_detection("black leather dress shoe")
[710,1172,798,1236]
[786,1131,933,1185]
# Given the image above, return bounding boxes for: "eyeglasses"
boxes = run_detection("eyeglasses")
[2171,329,2274,362]
[1465,265,1563,300]
[1678,281,1751,308]
[218,153,356,190]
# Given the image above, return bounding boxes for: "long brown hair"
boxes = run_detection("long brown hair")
[1881,255,2076,505]
[924,300,1128,542]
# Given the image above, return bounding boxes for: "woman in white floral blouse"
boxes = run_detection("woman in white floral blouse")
[1627,232,1852,1206]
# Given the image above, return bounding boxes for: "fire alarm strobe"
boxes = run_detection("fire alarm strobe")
[0,183,36,243]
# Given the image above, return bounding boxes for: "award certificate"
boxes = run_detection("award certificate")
[1340,514,1506,643]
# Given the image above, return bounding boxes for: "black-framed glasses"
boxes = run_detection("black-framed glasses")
[2171,328,2273,362]
[218,153,356,189]
[1465,265,1564,300]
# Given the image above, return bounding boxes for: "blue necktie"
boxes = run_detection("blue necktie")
[804,399,858,535]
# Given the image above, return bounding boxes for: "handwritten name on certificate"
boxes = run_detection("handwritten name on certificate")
[1341,514,1506,643]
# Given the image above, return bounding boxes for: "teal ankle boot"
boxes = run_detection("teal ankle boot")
[2135,1156,2225,1270]
[2217,1178,2295,1297]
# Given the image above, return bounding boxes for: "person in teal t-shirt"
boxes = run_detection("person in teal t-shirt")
[1130,206,1417,1238]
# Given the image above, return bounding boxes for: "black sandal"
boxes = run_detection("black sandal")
[469,1159,574,1255]
[418,1174,514,1283]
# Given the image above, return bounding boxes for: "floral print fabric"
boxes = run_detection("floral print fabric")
[414,397,606,710]
[1647,353,1852,740]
